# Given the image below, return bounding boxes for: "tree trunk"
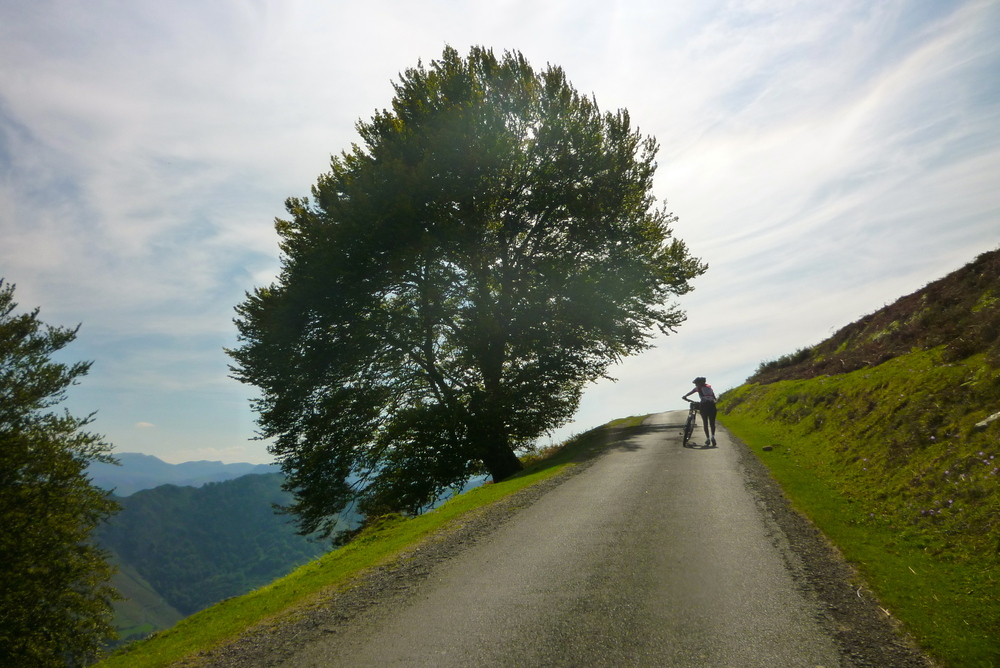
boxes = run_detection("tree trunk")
[469,291,521,482]
[482,439,523,482]
[468,380,522,482]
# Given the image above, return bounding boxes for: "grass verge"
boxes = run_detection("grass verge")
[97,418,648,668]
[720,352,1000,668]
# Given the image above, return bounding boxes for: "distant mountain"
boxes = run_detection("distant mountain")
[88,452,281,496]
[97,473,344,618]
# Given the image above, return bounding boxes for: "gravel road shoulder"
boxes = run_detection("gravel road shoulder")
[730,431,937,668]
[185,424,936,668]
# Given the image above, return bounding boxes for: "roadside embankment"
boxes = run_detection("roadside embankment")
[719,346,1000,667]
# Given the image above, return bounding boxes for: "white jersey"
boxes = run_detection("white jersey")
[698,385,716,403]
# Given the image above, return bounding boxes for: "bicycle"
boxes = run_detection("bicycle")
[682,399,701,447]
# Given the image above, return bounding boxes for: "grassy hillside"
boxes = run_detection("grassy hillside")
[752,248,1000,383]
[89,453,280,496]
[107,557,185,647]
[720,248,1000,667]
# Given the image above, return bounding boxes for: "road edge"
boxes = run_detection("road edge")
[726,423,939,668]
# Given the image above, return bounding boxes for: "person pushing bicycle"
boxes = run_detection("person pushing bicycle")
[682,377,717,446]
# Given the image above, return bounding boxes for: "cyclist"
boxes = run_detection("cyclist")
[682,377,717,446]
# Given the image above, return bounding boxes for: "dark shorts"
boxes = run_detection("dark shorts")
[699,402,717,420]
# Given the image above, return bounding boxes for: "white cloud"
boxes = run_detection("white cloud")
[2,0,998,462]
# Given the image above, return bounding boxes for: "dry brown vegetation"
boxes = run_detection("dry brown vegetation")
[751,247,1000,384]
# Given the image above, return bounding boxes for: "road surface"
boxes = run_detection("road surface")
[278,411,847,667]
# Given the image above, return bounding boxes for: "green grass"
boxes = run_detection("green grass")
[720,349,1000,668]
[97,419,644,668]
[117,625,156,644]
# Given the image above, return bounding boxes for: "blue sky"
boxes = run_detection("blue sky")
[2,0,997,464]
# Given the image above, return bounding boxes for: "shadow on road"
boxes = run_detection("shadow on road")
[602,422,719,454]
[580,422,678,456]
[516,415,717,482]
[683,442,718,450]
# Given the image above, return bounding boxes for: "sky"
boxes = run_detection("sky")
[1,0,997,464]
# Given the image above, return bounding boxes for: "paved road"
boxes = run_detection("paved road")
[281,412,842,667]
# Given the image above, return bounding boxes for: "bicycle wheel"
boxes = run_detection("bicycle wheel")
[682,410,696,446]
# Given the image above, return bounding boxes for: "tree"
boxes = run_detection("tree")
[0,280,120,667]
[228,46,707,538]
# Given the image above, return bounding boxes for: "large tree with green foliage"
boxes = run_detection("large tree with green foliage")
[229,46,706,538]
[0,280,120,667]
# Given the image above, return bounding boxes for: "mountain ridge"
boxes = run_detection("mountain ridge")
[89,452,280,496]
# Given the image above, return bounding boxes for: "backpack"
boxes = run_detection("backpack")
[698,384,716,403]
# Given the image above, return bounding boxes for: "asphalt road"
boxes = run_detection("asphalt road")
[277,411,846,667]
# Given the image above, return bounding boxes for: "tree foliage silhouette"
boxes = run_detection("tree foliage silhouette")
[229,46,706,539]
[0,280,120,667]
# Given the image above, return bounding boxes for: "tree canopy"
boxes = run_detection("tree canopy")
[229,46,706,539]
[0,280,120,667]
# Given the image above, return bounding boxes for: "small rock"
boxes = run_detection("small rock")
[762,445,774,452]
[973,411,1000,432]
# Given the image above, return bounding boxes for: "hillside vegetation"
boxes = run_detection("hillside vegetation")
[107,558,184,647]
[751,248,1000,382]
[99,474,331,617]
[720,248,1000,667]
